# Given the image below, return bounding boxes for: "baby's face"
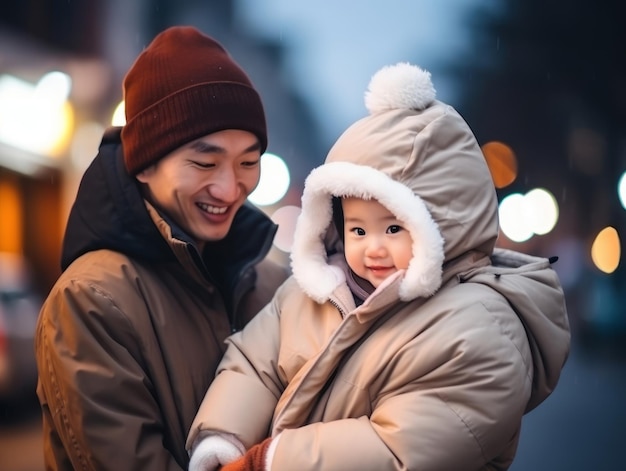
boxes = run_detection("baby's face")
[342,197,413,288]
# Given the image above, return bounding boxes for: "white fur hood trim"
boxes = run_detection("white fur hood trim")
[290,161,445,303]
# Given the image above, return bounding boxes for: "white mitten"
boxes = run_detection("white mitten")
[188,434,244,471]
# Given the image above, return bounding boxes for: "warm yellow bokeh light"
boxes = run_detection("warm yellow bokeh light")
[112,101,126,126]
[482,141,518,189]
[48,101,76,156]
[591,226,621,274]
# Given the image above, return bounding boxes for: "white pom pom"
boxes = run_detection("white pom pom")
[364,62,436,114]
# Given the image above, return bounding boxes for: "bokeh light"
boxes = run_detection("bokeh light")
[0,71,74,156]
[498,188,560,242]
[524,188,559,235]
[111,101,126,126]
[0,180,23,253]
[270,205,301,252]
[618,171,626,210]
[248,152,291,206]
[35,71,72,103]
[498,193,534,242]
[591,226,621,274]
[481,141,518,188]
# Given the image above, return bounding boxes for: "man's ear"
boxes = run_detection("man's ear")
[135,166,154,183]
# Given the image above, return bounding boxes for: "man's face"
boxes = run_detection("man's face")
[136,129,261,251]
[342,197,413,288]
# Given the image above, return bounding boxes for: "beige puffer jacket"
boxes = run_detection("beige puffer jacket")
[188,63,570,471]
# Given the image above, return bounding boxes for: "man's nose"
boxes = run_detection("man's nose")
[208,167,241,202]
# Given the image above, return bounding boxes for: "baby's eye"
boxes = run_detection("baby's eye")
[387,225,403,234]
[350,227,366,236]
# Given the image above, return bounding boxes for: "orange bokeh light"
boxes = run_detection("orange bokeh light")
[481,141,518,189]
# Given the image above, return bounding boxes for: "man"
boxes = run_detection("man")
[35,26,289,470]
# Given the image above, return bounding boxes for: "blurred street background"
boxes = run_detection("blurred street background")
[0,1,624,470]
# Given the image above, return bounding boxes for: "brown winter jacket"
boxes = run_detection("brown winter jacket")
[187,76,570,470]
[35,128,288,471]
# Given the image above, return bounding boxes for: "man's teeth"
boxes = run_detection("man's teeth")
[198,203,227,214]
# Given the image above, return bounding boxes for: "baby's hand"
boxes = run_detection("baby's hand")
[188,435,243,471]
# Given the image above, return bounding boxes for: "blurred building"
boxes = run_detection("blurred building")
[0,0,325,297]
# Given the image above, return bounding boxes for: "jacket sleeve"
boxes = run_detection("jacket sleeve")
[35,278,184,471]
[187,292,285,451]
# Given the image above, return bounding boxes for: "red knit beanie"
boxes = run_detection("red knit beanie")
[121,26,267,175]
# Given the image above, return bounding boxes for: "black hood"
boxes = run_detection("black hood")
[61,127,174,271]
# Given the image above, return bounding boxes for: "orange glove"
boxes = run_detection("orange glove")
[220,438,272,471]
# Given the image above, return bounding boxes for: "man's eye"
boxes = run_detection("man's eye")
[191,161,215,169]
[241,160,260,168]
[387,225,402,234]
